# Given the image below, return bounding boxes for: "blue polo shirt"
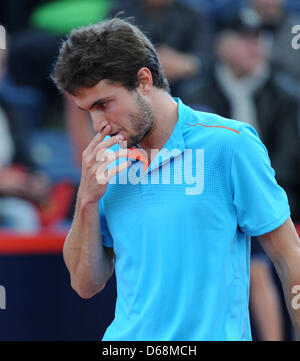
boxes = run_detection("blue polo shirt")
[99,98,290,341]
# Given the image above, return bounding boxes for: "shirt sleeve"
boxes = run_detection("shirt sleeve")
[99,200,114,248]
[230,124,291,236]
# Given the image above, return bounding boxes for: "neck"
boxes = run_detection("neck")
[226,64,253,79]
[138,89,178,158]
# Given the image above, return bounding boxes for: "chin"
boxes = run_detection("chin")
[118,136,135,149]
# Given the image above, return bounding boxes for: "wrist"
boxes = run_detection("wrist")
[77,191,100,211]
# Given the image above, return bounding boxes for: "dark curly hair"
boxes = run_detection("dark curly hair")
[51,17,170,95]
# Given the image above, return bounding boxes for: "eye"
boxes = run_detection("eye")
[98,101,109,110]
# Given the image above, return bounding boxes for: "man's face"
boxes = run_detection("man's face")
[216,32,267,76]
[71,80,155,148]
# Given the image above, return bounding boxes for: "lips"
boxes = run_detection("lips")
[109,131,118,136]
[110,130,122,137]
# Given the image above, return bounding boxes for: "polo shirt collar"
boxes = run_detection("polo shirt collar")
[147,97,186,173]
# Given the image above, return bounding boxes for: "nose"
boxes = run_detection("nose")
[90,110,107,133]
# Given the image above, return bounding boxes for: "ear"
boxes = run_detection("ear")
[137,67,153,95]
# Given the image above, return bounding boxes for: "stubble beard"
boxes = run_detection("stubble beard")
[125,92,155,149]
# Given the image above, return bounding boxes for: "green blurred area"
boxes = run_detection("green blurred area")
[30,0,113,35]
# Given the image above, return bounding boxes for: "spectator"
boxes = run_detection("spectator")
[0,43,50,232]
[2,30,62,133]
[248,0,300,81]
[183,9,300,340]
[110,0,213,98]
[177,0,245,27]
[0,96,43,232]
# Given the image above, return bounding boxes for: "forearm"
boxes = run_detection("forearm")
[275,252,300,338]
[63,127,128,298]
[258,218,300,338]
[64,196,113,298]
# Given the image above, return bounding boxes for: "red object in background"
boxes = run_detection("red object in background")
[0,230,66,255]
[0,180,76,255]
[0,225,299,255]
[38,182,75,227]
[0,177,76,254]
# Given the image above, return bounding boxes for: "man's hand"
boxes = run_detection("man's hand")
[157,45,200,83]
[62,125,130,298]
[77,130,131,207]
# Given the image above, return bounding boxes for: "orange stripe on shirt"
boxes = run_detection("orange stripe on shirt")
[125,148,149,174]
[184,123,240,134]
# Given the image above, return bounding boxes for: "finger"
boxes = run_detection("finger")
[96,148,129,163]
[96,160,132,185]
[84,132,106,154]
[93,134,125,156]
[101,123,111,136]
[84,138,126,170]
[94,149,129,179]
[84,119,113,153]
[90,149,128,178]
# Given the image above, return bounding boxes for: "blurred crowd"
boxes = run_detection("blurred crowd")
[0,0,300,340]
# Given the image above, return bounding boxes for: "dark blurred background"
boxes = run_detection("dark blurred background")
[0,0,299,341]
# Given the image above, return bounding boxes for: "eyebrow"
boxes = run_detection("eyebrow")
[77,97,111,111]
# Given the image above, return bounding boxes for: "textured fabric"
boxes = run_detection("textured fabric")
[99,98,290,341]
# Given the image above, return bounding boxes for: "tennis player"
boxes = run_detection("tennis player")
[51,18,300,341]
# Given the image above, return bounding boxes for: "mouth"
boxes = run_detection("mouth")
[110,130,126,138]
[110,130,120,137]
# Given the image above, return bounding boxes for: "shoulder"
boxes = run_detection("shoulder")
[179,101,251,149]
[179,106,266,176]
